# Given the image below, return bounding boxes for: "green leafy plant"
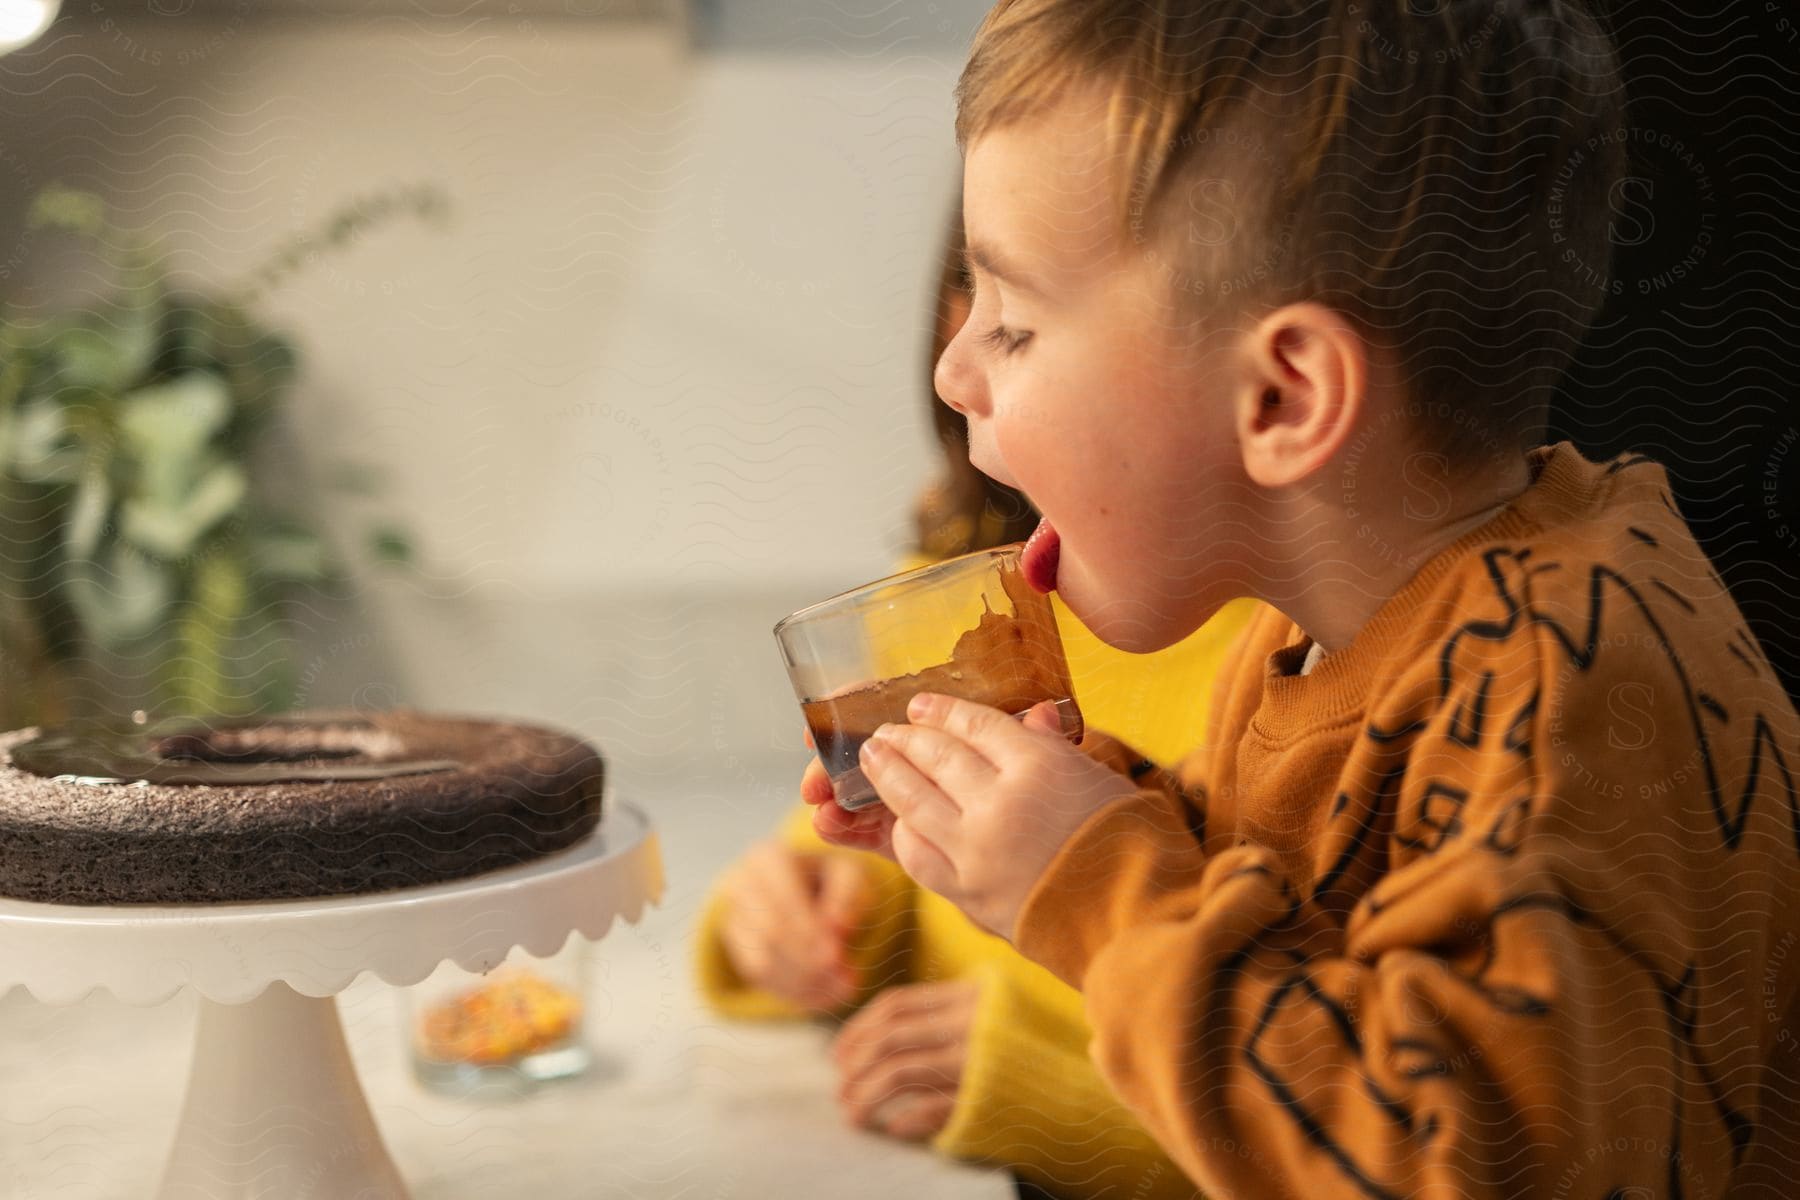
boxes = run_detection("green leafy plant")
[0,184,444,727]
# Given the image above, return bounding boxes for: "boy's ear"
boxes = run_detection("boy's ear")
[1234,302,1367,489]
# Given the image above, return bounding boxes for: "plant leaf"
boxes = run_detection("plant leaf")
[27,186,109,238]
[6,400,83,484]
[158,299,213,373]
[63,542,172,646]
[118,373,232,501]
[368,526,415,566]
[326,460,384,496]
[119,460,247,559]
[107,291,163,389]
[227,334,297,426]
[165,548,251,717]
[118,371,231,451]
[249,522,332,582]
[63,467,112,560]
[51,323,134,392]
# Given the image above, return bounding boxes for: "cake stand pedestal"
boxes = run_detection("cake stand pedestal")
[0,803,663,1200]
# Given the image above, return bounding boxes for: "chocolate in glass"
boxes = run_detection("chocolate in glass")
[775,547,1082,811]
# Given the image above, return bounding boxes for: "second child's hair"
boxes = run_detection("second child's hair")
[916,202,1040,559]
[956,0,1627,460]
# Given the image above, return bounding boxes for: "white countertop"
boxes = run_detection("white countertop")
[0,761,1014,1199]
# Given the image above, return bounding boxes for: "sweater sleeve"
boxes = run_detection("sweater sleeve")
[693,801,921,1020]
[933,960,1203,1200]
[1012,629,1796,1199]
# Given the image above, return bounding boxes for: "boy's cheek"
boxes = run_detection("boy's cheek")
[993,397,1094,506]
[964,421,1019,490]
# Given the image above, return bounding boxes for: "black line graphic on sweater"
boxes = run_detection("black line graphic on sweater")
[1311,763,1404,914]
[1504,688,1537,758]
[1728,637,1757,677]
[1227,947,1404,1200]
[1460,893,1743,1153]
[1176,784,1208,852]
[1363,546,1799,860]
[1479,894,1749,1158]
[1446,671,1495,749]
[1661,962,1757,1171]
[1649,577,1699,615]
[1195,519,1783,1191]
[1311,792,1382,910]
[1233,902,1567,1197]
[1394,781,1469,854]
[1219,865,1754,1197]
[1482,794,1531,855]
[1729,629,1767,680]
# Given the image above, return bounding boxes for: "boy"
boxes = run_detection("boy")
[805,1,1800,1197]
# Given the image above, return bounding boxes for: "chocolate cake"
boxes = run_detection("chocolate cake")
[0,710,605,906]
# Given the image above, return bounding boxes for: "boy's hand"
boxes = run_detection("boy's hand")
[803,753,901,860]
[830,979,979,1141]
[813,692,1138,941]
[717,836,872,1014]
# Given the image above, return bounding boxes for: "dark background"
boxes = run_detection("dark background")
[1553,0,1800,705]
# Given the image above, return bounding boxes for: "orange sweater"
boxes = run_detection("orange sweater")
[1017,443,1800,1199]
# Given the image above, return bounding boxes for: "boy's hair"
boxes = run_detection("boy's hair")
[956,0,1627,460]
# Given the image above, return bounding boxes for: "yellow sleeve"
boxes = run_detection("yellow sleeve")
[692,800,922,1021]
[1060,596,1260,769]
[933,961,1202,1199]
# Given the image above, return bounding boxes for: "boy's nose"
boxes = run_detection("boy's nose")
[933,332,987,418]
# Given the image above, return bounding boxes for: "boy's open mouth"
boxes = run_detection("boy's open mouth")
[1022,518,1060,594]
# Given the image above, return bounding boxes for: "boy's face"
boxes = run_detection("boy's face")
[936,97,1252,653]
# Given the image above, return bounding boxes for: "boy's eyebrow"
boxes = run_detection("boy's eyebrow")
[963,240,1046,298]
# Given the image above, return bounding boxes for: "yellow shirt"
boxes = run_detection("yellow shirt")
[694,566,1257,1199]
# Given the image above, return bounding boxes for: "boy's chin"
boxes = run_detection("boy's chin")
[1059,571,1199,654]
[1094,620,1192,655]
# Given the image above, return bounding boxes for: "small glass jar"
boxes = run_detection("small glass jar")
[402,936,601,1097]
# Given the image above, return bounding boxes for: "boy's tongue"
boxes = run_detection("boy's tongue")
[1021,518,1061,594]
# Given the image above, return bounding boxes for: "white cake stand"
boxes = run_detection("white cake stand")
[0,802,663,1200]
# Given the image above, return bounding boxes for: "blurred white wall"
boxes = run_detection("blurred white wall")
[1,6,993,785]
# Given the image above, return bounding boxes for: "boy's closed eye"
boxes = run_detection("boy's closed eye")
[960,241,1047,357]
[979,323,1033,356]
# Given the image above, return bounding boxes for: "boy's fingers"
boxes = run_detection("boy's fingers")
[812,800,898,861]
[891,820,958,899]
[862,738,961,851]
[870,723,993,799]
[802,725,815,750]
[905,692,1040,763]
[800,757,835,807]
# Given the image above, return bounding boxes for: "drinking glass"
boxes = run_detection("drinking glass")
[773,545,1082,811]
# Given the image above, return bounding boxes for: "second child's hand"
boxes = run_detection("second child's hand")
[806,692,1137,941]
